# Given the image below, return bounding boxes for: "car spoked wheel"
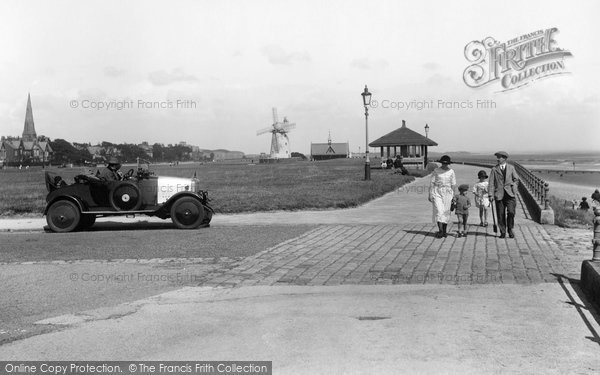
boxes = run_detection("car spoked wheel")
[109,182,142,211]
[170,196,205,229]
[46,200,81,233]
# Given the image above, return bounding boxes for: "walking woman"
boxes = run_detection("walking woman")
[428,155,456,238]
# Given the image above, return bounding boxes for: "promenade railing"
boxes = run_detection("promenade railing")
[512,161,550,211]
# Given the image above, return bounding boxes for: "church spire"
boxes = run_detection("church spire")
[22,93,37,142]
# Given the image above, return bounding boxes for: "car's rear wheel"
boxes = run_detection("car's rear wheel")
[78,214,96,230]
[170,196,205,229]
[46,200,81,233]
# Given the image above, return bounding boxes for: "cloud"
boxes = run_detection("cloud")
[351,58,389,70]
[425,73,453,86]
[261,45,311,65]
[422,62,441,70]
[104,66,126,77]
[77,88,108,100]
[148,68,200,86]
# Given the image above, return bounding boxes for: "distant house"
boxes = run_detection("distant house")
[139,141,153,158]
[87,145,106,162]
[311,134,349,160]
[0,94,53,166]
[369,120,437,169]
[0,139,22,165]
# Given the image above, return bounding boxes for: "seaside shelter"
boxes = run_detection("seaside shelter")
[369,120,438,168]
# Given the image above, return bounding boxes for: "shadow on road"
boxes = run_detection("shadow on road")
[553,273,600,347]
[43,221,207,233]
[404,229,498,238]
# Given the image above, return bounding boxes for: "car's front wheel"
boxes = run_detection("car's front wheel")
[170,196,205,229]
[46,200,81,233]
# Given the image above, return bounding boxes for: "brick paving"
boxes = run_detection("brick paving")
[194,164,589,287]
[201,223,585,287]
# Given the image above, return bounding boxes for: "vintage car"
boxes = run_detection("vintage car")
[44,162,213,233]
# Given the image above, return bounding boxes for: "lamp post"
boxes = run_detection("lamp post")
[361,85,372,180]
[424,123,430,168]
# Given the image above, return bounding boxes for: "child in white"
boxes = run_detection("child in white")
[472,170,490,227]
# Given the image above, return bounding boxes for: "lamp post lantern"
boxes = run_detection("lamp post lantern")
[361,85,372,180]
[425,123,430,139]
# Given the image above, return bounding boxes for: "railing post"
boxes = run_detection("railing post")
[544,182,549,210]
[593,207,600,261]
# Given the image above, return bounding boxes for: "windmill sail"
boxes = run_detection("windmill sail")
[257,107,295,158]
[256,126,274,135]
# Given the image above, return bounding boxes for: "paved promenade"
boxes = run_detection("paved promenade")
[198,164,581,287]
[202,222,580,288]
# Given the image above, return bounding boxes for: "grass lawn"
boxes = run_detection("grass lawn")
[0,159,428,216]
[548,195,595,228]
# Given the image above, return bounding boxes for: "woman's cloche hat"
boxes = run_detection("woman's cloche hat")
[436,155,452,164]
[477,170,488,179]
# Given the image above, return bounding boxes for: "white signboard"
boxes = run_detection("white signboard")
[156,176,192,204]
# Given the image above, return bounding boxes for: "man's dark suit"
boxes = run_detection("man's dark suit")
[96,166,122,181]
[488,163,519,236]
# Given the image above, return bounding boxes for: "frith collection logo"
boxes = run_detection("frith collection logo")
[463,28,572,92]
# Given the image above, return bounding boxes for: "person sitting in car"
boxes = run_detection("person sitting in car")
[96,157,123,181]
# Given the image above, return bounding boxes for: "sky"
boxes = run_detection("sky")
[1,0,599,155]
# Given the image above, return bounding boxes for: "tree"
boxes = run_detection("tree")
[152,143,164,161]
[117,143,147,163]
[49,139,92,165]
[291,152,307,160]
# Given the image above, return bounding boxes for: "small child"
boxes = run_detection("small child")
[455,184,471,237]
[579,197,590,211]
[472,170,490,227]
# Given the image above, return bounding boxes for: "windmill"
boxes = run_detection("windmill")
[256,108,296,158]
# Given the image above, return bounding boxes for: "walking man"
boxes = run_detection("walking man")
[488,151,519,238]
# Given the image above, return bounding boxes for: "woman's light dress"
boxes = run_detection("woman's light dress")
[430,167,456,224]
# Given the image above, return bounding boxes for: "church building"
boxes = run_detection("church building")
[0,94,53,166]
[310,132,349,160]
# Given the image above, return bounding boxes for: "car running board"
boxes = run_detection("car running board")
[80,210,157,215]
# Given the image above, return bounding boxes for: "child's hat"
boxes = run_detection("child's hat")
[477,170,488,178]
[458,184,469,191]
